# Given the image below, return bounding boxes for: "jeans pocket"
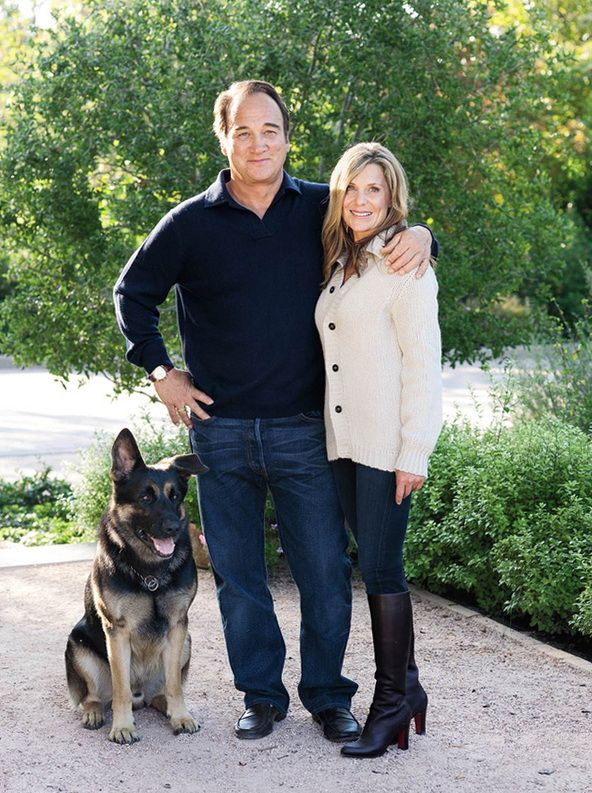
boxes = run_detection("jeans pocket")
[190,413,219,428]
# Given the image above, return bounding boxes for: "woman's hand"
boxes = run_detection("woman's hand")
[394,469,426,505]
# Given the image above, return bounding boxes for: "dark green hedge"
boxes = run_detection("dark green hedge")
[406,417,592,637]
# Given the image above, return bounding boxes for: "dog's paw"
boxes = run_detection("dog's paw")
[109,723,140,744]
[82,708,104,730]
[171,713,200,735]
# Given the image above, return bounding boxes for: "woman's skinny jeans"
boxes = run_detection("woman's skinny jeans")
[331,459,411,595]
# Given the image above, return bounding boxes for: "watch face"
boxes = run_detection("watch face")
[152,366,168,381]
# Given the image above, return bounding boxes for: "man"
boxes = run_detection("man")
[114,80,435,742]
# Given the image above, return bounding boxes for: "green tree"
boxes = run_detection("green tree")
[0,1,36,301]
[491,0,592,324]
[0,1,87,300]
[0,0,579,389]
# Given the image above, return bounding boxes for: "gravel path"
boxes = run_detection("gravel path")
[1,561,590,793]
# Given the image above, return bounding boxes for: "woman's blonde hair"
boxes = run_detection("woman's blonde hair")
[321,142,409,286]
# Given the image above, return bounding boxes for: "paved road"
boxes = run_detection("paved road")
[1,354,509,481]
[0,356,168,480]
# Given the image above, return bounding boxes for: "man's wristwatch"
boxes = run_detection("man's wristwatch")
[148,364,173,383]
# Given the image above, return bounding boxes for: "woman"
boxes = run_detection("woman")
[315,142,442,758]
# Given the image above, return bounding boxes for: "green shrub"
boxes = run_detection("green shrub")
[493,502,592,633]
[406,416,592,636]
[0,468,79,545]
[572,582,592,636]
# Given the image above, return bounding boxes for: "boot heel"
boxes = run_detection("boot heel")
[397,724,410,751]
[414,708,427,735]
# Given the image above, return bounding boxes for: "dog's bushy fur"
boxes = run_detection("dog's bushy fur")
[65,428,207,744]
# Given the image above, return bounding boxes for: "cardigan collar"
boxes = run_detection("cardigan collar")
[335,226,406,269]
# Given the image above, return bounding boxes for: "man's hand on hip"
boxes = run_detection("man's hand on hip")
[382,226,432,278]
[153,368,214,427]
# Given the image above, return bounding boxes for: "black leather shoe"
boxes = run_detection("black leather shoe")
[234,703,286,739]
[312,707,361,742]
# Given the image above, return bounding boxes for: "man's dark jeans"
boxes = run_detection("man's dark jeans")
[189,411,357,715]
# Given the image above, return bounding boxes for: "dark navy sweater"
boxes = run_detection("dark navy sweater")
[114,170,437,419]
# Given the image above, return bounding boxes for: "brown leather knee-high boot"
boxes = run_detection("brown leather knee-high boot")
[406,617,428,735]
[341,592,412,758]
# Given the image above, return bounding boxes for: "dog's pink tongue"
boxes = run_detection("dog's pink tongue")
[152,537,175,556]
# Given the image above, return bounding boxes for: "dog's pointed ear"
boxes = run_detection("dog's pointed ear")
[169,453,209,478]
[111,429,146,482]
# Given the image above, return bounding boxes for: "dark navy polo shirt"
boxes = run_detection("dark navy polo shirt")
[114,170,330,418]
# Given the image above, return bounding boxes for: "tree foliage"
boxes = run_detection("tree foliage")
[0,1,40,299]
[0,0,582,389]
[490,0,592,324]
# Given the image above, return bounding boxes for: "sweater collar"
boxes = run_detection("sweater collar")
[203,169,301,209]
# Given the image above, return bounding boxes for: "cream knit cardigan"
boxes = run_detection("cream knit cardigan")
[314,231,443,477]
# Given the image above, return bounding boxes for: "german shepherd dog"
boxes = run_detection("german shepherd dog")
[65,428,207,744]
